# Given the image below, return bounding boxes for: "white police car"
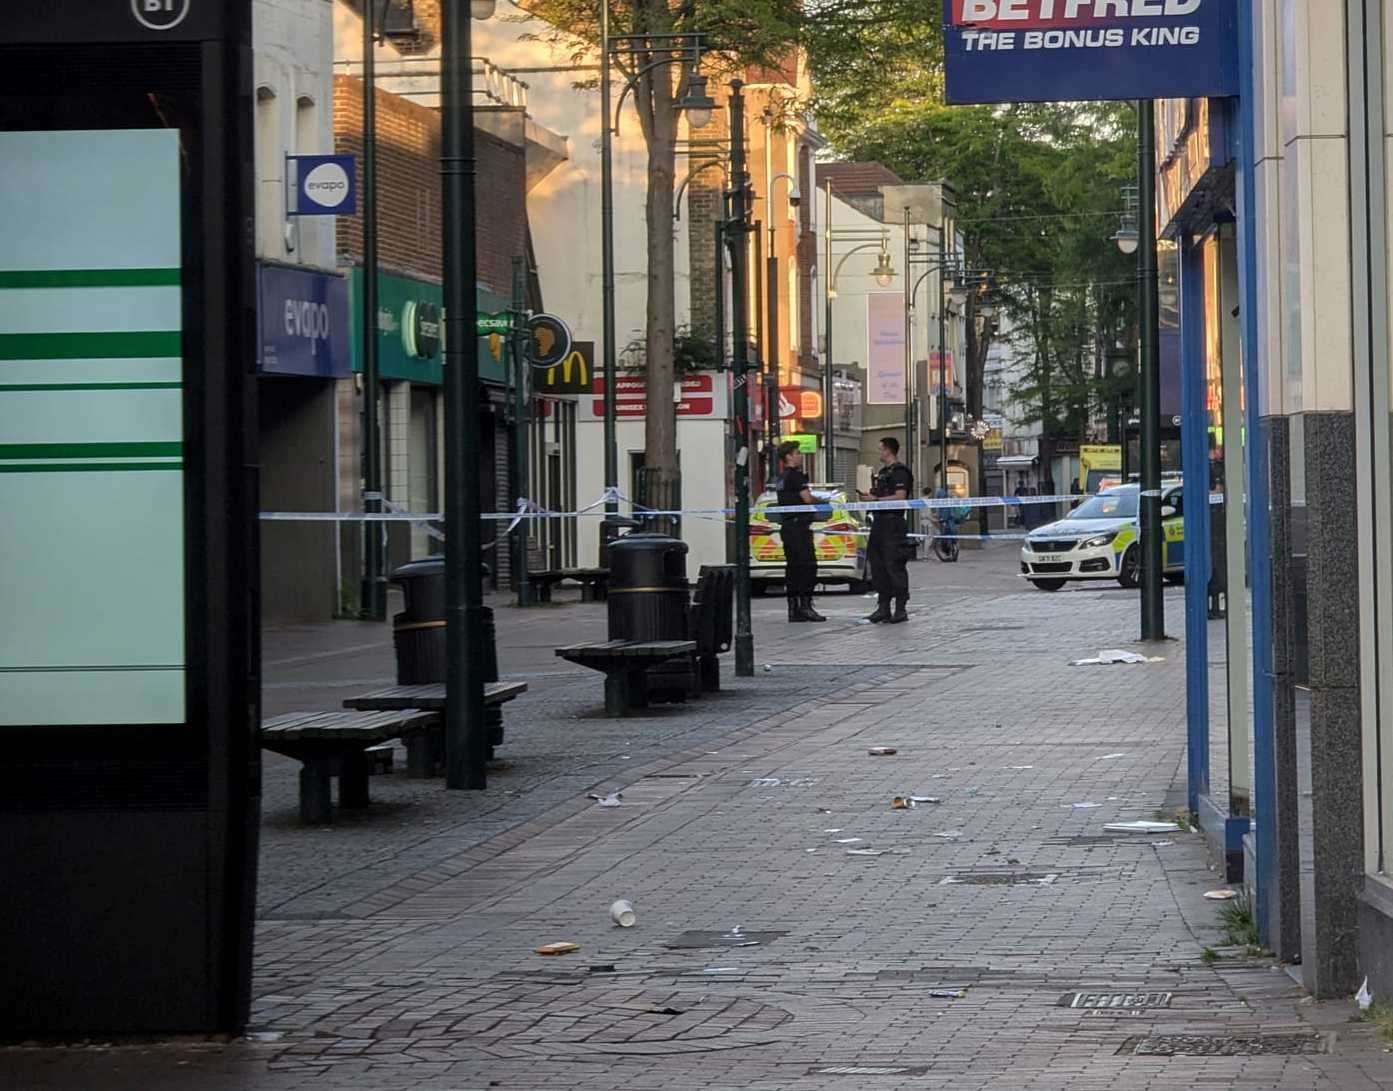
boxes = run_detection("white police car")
[1020,482,1185,591]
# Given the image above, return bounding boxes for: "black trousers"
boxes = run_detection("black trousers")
[868,517,909,604]
[780,522,817,597]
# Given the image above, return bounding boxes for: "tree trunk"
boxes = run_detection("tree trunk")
[637,53,679,485]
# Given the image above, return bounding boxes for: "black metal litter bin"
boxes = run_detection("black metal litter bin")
[607,534,690,640]
[607,534,692,702]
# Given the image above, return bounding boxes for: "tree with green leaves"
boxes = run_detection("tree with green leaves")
[526,0,800,494]
[810,29,1139,468]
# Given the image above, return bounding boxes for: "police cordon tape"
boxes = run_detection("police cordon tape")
[258,488,1104,524]
[259,486,1220,530]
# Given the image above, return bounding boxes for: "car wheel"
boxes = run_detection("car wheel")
[1118,546,1141,589]
[1029,578,1066,592]
[1164,572,1184,585]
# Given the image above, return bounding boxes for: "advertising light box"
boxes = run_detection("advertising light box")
[0,130,186,725]
[943,0,1239,105]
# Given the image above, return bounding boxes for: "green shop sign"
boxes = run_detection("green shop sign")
[349,268,508,385]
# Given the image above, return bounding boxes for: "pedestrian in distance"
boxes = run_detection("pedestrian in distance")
[774,440,826,623]
[858,436,914,623]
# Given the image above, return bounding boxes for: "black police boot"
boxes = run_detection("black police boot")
[866,598,891,623]
[800,596,827,623]
[788,595,807,622]
[889,599,909,624]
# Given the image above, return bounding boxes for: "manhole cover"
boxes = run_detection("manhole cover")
[1060,991,1173,1012]
[1118,1033,1330,1057]
[940,872,1058,886]
[666,930,786,949]
[812,1065,929,1076]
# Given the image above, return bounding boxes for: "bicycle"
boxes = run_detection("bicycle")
[930,518,961,563]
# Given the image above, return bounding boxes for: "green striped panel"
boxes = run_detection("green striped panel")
[0,269,181,289]
[0,332,180,360]
[0,382,182,392]
[0,462,182,474]
[0,442,182,460]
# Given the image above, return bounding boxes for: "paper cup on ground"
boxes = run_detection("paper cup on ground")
[610,900,637,928]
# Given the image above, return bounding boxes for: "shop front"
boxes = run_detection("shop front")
[346,267,513,589]
[257,261,350,622]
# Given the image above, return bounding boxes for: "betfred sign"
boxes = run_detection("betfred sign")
[580,371,730,421]
[943,0,1238,104]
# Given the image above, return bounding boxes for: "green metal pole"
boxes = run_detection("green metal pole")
[510,255,530,606]
[728,80,754,678]
[442,0,487,788]
[822,182,834,482]
[938,222,947,493]
[1138,99,1165,640]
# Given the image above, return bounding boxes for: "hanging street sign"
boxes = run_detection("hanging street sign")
[536,340,593,396]
[476,311,512,335]
[288,154,356,216]
[942,0,1239,105]
[526,312,573,368]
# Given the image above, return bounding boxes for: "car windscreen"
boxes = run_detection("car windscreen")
[1068,489,1138,520]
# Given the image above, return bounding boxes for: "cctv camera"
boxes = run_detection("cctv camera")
[789,188,802,208]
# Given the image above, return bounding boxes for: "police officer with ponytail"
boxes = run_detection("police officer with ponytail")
[775,440,826,623]
[860,436,914,623]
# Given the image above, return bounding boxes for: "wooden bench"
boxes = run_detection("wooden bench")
[343,680,528,774]
[528,567,610,603]
[556,640,697,716]
[261,709,440,825]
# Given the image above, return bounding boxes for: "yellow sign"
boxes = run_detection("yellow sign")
[537,340,593,395]
[983,427,1003,452]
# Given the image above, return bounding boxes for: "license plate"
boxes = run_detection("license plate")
[1035,554,1063,564]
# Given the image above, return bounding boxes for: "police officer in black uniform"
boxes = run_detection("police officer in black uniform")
[860,436,914,623]
[775,440,826,623]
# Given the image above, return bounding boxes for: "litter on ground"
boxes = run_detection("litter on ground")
[536,942,580,956]
[1204,889,1238,901]
[588,792,623,807]
[1070,649,1166,666]
[1104,820,1182,834]
[868,746,898,756]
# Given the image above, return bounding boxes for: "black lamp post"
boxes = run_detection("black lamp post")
[727,80,755,677]
[441,0,496,790]
[1137,101,1164,641]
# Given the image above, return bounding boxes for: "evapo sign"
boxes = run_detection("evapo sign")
[942,0,1238,104]
[258,264,350,377]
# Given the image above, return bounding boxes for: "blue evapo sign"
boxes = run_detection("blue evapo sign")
[289,153,356,215]
[943,0,1238,105]
[257,264,351,378]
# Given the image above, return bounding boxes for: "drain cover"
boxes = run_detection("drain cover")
[940,872,1058,886]
[665,930,786,949]
[1118,1033,1329,1057]
[813,1065,929,1077]
[1061,991,1172,1012]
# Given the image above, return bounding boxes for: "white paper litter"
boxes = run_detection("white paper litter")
[1095,753,1127,761]
[933,830,963,840]
[1068,802,1103,809]
[847,848,885,856]
[1070,649,1166,666]
[1204,889,1238,901]
[909,796,942,804]
[1104,820,1182,834]
[1358,977,1374,1011]
[588,792,624,807]
[834,837,863,844]
[1008,765,1035,771]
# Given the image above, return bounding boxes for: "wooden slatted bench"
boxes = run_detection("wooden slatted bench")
[528,567,610,603]
[261,709,440,825]
[343,680,528,773]
[555,640,697,716]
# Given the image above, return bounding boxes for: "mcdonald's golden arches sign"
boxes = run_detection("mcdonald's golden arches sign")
[536,340,593,395]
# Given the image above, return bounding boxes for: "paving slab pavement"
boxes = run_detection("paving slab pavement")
[5,546,1392,1090]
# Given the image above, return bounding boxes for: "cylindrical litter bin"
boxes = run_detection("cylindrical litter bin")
[607,534,692,702]
[607,534,690,641]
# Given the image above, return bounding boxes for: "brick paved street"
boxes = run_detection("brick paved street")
[6,546,1392,1090]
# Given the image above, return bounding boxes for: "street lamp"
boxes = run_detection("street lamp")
[726,80,755,678]
[599,16,710,539]
[1113,183,1140,255]
[442,0,495,789]
[872,251,897,287]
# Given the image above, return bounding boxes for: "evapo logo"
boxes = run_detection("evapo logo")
[131,0,191,31]
[304,162,352,209]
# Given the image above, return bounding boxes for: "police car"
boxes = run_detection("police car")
[1020,482,1185,591]
[750,484,870,593]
